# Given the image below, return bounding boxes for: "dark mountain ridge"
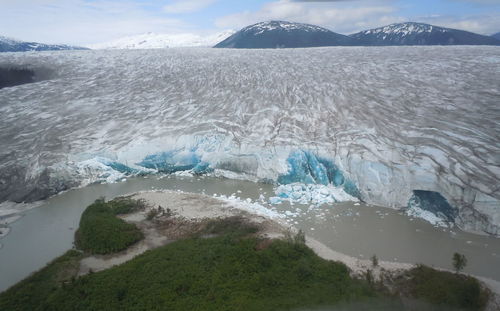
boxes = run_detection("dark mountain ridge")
[349,22,500,46]
[215,21,500,48]
[214,21,360,48]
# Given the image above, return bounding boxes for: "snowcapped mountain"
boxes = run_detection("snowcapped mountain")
[89,30,235,50]
[350,22,500,46]
[0,35,88,52]
[214,21,360,48]
[492,32,500,40]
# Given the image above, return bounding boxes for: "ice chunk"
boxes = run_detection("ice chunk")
[273,183,358,205]
[269,197,283,205]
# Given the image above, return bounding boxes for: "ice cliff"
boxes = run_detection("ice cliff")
[0,47,498,236]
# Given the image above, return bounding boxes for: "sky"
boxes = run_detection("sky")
[1,0,499,45]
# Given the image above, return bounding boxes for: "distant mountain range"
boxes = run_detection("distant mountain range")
[214,21,359,48]
[3,22,499,52]
[350,22,500,46]
[214,21,500,48]
[89,30,235,50]
[0,36,88,52]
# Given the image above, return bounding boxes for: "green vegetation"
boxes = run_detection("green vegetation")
[0,250,83,310]
[106,197,147,215]
[400,264,489,311]
[0,232,383,311]
[146,208,159,220]
[365,269,375,286]
[453,252,468,273]
[284,229,306,245]
[201,216,259,237]
[74,198,144,255]
[146,205,174,220]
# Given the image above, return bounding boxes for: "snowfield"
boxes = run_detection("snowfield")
[88,30,235,50]
[0,46,499,235]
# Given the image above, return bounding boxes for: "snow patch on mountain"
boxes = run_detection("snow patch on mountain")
[0,36,18,45]
[0,35,87,52]
[215,20,359,48]
[361,23,441,36]
[350,22,500,46]
[89,30,235,50]
[242,21,331,35]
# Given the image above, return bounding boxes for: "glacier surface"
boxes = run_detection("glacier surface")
[0,47,499,235]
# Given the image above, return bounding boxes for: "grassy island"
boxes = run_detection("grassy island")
[74,198,144,255]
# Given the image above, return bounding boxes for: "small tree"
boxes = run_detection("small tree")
[284,229,306,245]
[452,252,467,273]
[284,229,294,243]
[146,209,159,220]
[371,254,378,267]
[294,229,306,245]
[365,269,374,286]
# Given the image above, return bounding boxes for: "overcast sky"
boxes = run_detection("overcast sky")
[1,0,499,45]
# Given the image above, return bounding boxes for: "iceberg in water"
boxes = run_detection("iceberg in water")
[270,183,358,206]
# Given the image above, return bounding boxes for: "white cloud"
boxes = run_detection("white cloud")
[164,0,218,14]
[0,0,188,45]
[215,0,401,34]
[214,0,500,35]
[418,14,500,35]
[2,0,498,46]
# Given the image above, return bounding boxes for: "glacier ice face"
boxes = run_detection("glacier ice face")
[409,190,457,223]
[406,190,458,227]
[278,150,330,185]
[274,150,360,204]
[0,47,499,235]
[138,150,203,173]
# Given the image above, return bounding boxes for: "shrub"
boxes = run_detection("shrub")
[371,254,379,267]
[108,197,147,215]
[74,199,143,255]
[1,237,381,311]
[0,250,82,310]
[453,252,467,274]
[404,264,489,311]
[146,208,159,220]
[294,229,306,245]
[366,269,374,285]
[202,216,259,237]
[285,229,306,245]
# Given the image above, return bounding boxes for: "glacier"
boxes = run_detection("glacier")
[0,47,499,236]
